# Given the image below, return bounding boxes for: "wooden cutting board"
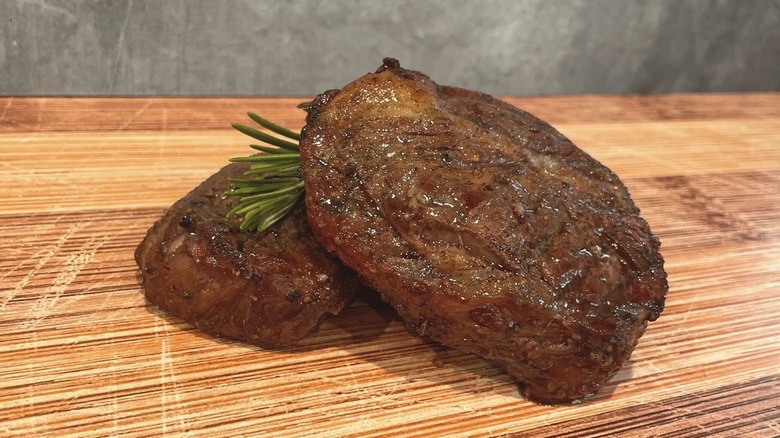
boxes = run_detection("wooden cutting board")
[1,95,778,437]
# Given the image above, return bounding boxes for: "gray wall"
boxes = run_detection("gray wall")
[2,0,779,96]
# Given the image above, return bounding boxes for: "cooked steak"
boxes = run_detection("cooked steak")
[135,163,357,348]
[300,59,668,403]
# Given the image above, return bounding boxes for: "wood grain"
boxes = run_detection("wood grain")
[1,95,779,437]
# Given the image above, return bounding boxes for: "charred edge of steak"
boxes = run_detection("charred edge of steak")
[135,163,358,348]
[300,58,668,403]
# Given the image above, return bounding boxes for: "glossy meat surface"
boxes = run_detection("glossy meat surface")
[135,163,357,348]
[300,59,668,402]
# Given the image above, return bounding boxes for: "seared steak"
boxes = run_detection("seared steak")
[300,59,667,403]
[135,163,357,348]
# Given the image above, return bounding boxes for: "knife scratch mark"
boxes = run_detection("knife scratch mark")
[667,292,698,343]
[22,361,41,432]
[162,106,168,134]
[109,350,121,436]
[320,361,404,410]
[158,318,170,437]
[158,107,168,159]
[118,99,152,131]
[2,222,80,310]
[0,214,67,278]
[36,97,45,130]
[90,227,145,317]
[157,318,190,436]
[22,231,99,328]
[0,160,84,193]
[643,399,710,434]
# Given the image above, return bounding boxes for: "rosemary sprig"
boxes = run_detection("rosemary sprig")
[226,113,304,232]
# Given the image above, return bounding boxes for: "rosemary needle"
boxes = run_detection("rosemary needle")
[231,123,299,151]
[248,112,301,140]
[226,112,304,232]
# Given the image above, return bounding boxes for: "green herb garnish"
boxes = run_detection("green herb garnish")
[226,112,304,232]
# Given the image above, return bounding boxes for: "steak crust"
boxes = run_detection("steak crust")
[300,59,668,403]
[135,163,357,348]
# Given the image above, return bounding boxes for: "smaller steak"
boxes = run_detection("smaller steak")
[135,163,357,348]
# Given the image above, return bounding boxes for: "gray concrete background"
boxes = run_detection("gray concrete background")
[2,0,779,96]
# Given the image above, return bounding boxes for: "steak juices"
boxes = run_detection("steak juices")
[137,59,668,403]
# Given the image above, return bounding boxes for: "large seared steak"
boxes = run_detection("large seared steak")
[299,59,667,403]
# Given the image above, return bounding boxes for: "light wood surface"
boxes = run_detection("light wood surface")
[1,95,779,437]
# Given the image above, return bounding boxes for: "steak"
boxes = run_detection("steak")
[300,59,668,403]
[135,163,357,348]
